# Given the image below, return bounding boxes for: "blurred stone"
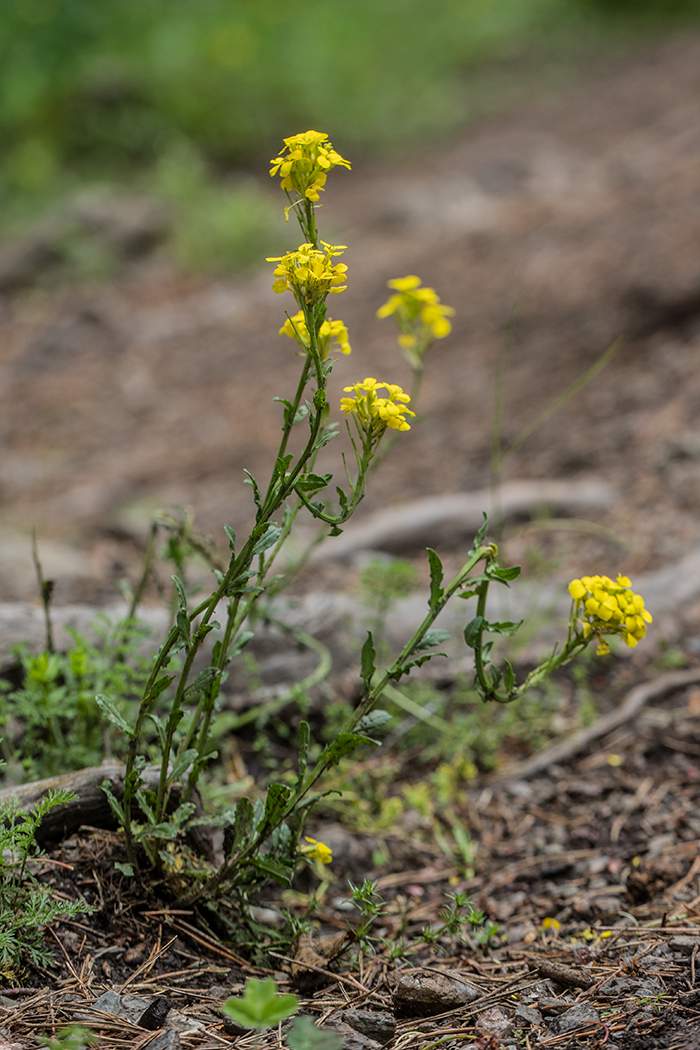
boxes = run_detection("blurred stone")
[393,969,480,1018]
[475,1007,514,1040]
[138,996,171,1030]
[320,1018,381,1050]
[553,1001,600,1034]
[142,1032,180,1050]
[341,1009,396,1044]
[514,1004,543,1025]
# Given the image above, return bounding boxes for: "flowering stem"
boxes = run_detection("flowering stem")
[369,363,424,476]
[296,544,493,801]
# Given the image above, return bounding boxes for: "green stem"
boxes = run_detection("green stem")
[472,580,493,699]
[368,364,423,476]
[128,521,159,621]
[144,328,327,843]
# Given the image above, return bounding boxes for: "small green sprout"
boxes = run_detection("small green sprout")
[39,1026,98,1050]
[286,1017,342,1050]
[223,977,298,1031]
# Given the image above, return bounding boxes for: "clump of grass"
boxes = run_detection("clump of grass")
[0,616,154,783]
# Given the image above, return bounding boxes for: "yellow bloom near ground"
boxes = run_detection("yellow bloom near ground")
[568,574,652,653]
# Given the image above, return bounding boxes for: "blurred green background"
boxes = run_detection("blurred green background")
[3,0,700,274]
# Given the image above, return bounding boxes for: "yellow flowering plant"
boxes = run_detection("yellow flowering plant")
[377,275,455,372]
[103,130,651,931]
[269,130,351,240]
[280,311,351,358]
[300,836,333,864]
[568,574,652,655]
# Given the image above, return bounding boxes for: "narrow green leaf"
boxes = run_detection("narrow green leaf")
[100,780,126,823]
[252,524,282,556]
[484,619,523,637]
[412,628,452,653]
[295,472,332,495]
[134,787,157,822]
[314,425,339,451]
[176,609,191,649]
[172,574,187,612]
[392,652,446,677]
[146,714,166,754]
[250,855,295,887]
[95,694,134,738]
[296,788,342,811]
[225,797,254,857]
[167,748,199,784]
[427,548,444,611]
[488,565,521,583]
[361,633,376,688]
[463,617,484,649]
[263,783,292,829]
[183,667,219,702]
[318,732,374,769]
[356,709,392,733]
[297,721,310,786]
[145,674,175,703]
[223,524,236,554]
[166,801,197,830]
[276,453,294,477]
[230,630,255,658]
[336,486,348,513]
[243,470,263,510]
[473,514,489,549]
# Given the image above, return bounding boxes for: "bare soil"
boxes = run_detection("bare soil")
[3,28,700,1050]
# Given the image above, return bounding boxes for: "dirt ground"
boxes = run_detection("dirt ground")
[3,27,700,1050]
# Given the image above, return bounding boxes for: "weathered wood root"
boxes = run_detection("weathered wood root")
[489,667,700,786]
[0,762,214,860]
[312,479,615,560]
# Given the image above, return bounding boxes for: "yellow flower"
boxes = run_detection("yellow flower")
[568,574,652,653]
[301,836,333,864]
[280,310,351,358]
[270,131,350,211]
[341,377,415,434]
[377,275,454,366]
[266,244,346,306]
[267,242,348,306]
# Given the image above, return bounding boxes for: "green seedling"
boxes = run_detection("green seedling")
[286,1017,343,1050]
[223,977,298,1030]
[39,1026,98,1050]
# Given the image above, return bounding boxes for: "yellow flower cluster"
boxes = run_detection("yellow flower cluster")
[267,242,348,305]
[301,836,333,864]
[280,311,351,358]
[270,130,351,204]
[341,377,415,433]
[568,574,652,655]
[377,275,454,360]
